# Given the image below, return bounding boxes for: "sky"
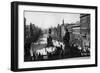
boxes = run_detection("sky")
[24,11,80,29]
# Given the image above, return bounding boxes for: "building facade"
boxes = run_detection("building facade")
[80,14,90,50]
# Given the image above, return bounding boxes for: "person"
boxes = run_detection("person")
[63,28,70,57]
[47,29,53,47]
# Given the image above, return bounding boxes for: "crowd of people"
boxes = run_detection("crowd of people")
[24,27,90,61]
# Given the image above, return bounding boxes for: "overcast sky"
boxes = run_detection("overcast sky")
[24,11,80,29]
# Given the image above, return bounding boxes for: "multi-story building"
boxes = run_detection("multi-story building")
[80,14,90,50]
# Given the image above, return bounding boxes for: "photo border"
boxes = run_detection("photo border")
[11,1,98,72]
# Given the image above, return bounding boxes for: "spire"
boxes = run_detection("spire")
[63,19,64,25]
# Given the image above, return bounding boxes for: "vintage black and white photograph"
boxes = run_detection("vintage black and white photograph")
[11,2,97,71]
[24,11,91,62]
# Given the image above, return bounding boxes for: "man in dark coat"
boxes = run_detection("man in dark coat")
[63,28,70,57]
